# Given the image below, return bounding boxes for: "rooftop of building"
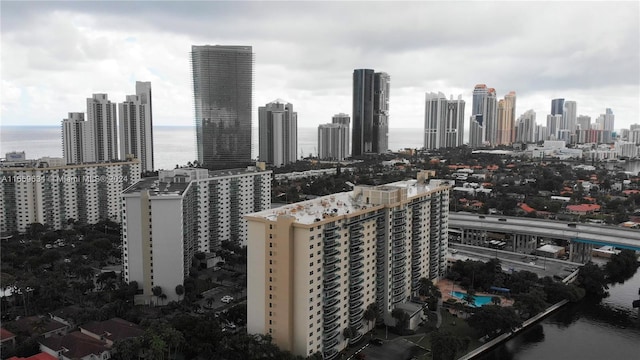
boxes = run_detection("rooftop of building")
[39,331,109,359]
[10,316,68,336]
[7,353,57,360]
[80,317,144,342]
[247,176,450,225]
[123,166,270,196]
[1,327,16,340]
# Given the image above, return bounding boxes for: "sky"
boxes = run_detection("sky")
[1,1,639,131]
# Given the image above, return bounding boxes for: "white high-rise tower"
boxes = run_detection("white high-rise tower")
[119,81,154,173]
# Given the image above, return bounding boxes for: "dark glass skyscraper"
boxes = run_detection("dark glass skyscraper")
[191,45,254,170]
[352,69,389,156]
[551,98,565,116]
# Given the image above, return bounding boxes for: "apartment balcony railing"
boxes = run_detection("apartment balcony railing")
[324,255,340,267]
[392,293,405,304]
[324,265,340,277]
[392,253,407,262]
[324,289,340,301]
[350,248,364,257]
[323,297,339,309]
[325,248,340,258]
[392,266,406,276]
[324,313,340,325]
[350,269,364,279]
[349,299,364,310]
[351,261,364,271]
[349,284,364,294]
[350,292,364,302]
[323,347,339,360]
[324,305,339,317]
[350,277,364,287]
[323,321,340,333]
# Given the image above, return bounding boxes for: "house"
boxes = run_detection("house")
[11,316,68,339]
[1,327,16,353]
[7,353,57,360]
[49,306,85,328]
[566,204,601,215]
[39,331,110,360]
[80,318,144,347]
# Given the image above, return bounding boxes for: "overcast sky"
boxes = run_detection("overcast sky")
[2,1,639,131]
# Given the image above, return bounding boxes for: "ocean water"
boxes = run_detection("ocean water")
[1,126,424,170]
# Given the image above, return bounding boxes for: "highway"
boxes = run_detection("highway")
[449,213,640,251]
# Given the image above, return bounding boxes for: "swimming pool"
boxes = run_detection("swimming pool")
[451,291,493,307]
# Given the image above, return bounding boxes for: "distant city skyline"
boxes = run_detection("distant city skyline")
[1,2,638,130]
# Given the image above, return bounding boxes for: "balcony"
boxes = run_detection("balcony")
[349,299,364,310]
[350,248,364,257]
[324,255,340,267]
[351,292,364,302]
[350,307,365,320]
[392,246,405,255]
[392,273,404,283]
[324,305,339,317]
[350,277,364,287]
[325,223,339,232]
[350,232,364,241]
[324,289,340,301]
[324,329,340,342]
[351,224,364,231]
[325,280,340,292]
[392,253,407,262]
[351,261,364,271]
[323,348,339,360]
[392,266,406,276]
[393,219,406,227]
[324,321,340,333]
[323,273,339,285]
[392,293,405,304]
[392,287,405,297]
[350,284,364,294]
[323,297,339,309]
[324,240,339,250]
[350,269,364,279]
[325,248,340,258]
[392,280,405,291]
[350,238,364,248]
[324,313,340,325]
[392,260,405,270]
[324,265,339,277]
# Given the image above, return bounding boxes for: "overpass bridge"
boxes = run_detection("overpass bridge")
[448,213,640,262]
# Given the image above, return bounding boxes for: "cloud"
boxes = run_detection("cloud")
[1,1,638,131]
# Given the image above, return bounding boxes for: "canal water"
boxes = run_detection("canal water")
[477,268,640,360]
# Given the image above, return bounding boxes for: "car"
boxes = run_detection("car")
[221,295,234,303]
[370,338,384,346]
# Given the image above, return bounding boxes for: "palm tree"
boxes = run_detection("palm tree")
[175,285,184,301]
[152,286,163,306]
[463,289,476,307]
[391,308,410,333]
[363,303,378,334]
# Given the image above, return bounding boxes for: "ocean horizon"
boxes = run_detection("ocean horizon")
[1,125,427,171]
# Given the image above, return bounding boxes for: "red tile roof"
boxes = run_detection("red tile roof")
[519,203,536,214]
[8,353,57,360]
[11,316,67,336]
[80,318,144,343]
[1,327,16,341]
[566,204,601,213]
[39,331,109,359]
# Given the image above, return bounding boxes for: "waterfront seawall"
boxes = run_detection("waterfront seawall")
[458,299,570,360]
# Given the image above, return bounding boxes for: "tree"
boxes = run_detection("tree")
[342,326,356,343]
[605,250,640,284]
[152,286,164,306]
[577,262,609,298]
[513,289,547,319]
[463,289,476,307]
[175,284,184,301]
[467,305,522,339]
[391,308,410,333]
[363,303,378,332]
[112,338,142,360]
[430,330,470,360]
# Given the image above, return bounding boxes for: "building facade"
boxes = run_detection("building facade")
[470,84,497,147]
[423,93,465,150]
[122,166,271,304]
[258,99,298,167]
[0,160,140,234]
[332,113,351,157]
[119,81,154,173]
[496,91,516,146]
[352,69,389,156]
[87,94,118,163]
[62,112,92,165]
[318,124,349,161]
[246,171,450,359]
[191,45,254,170]
[515,110,537,144]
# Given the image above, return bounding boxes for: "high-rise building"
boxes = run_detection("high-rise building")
[87,94,118,163]
[318,124,349,161]
[191,45,254,170]
[551,98,564,116]
[515,110,536,144]
[352,69,389,155]
[423,93,465,149]
[119,81,154,173]
[562,101,577,134]
[246,171,451,359]
[596,108,615,144]
[332,113,351,156]
[0,159,140,233]
[546,114,562,140]
[577,115,591,131]
[122,166,272,305]
[470,84,497,147]
[62,112,92,165]
[258,99,298,167]
[496,91,516,146]
[469,115,484,148]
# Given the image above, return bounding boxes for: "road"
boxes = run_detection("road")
[449,243,582,279]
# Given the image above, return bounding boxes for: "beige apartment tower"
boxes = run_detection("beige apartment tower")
[246,171,451,359]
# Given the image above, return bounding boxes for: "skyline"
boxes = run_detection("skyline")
[1,1,639,130]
